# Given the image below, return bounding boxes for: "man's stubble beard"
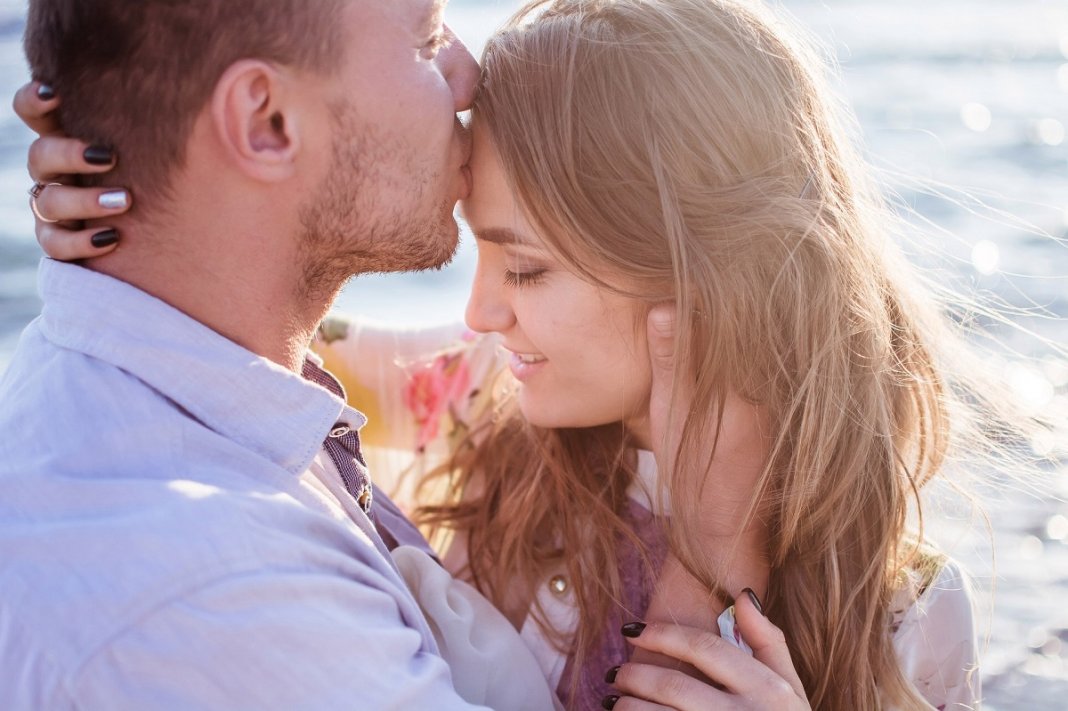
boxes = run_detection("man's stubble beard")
[296,103,459,305]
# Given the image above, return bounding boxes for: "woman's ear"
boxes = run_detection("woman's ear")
[209,59,302,183]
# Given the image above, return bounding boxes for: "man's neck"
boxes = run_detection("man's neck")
[86,219,340,374]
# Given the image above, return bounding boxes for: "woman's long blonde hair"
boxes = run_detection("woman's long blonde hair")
[418,0,1011,707]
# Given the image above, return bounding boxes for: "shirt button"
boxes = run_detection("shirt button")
[329,423,350,438]
[549,575,568,595]
[357,487,373,513]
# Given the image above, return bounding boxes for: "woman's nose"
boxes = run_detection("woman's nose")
[465,266,515,335]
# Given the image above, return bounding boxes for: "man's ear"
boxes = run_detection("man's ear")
[210,59,303,182]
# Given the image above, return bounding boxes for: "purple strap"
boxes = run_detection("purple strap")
[558,499,669,709]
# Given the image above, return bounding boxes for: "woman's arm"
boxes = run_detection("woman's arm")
[313,315,503,454]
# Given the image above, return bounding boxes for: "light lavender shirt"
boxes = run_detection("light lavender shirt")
[0,259,488,710]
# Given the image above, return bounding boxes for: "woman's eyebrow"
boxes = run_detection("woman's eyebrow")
[473,227,537,247]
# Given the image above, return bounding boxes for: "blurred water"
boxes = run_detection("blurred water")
[0,1,1066,707]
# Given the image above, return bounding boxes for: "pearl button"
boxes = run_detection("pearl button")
[549,575,568,595]
[329,424,350,438]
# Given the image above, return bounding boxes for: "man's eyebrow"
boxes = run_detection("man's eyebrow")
[472,227,537,247]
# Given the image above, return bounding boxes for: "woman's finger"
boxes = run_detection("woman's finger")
[625,622,765,690]
[610,661,728,710]
[13,81,62,136]
[610,695,674,711]
[29,136,116,183]
[734,590,806,699]
[37,223,120,260]
[32,184,131,224]
[624,621,799,702]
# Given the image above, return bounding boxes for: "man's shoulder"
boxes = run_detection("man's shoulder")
[0,331,190,496]
[0,437,396,604]
[0,321,397,583]
[0,322,444,701]
[0,486,431,710]
[0,458,409,695]
[0,323,168,432]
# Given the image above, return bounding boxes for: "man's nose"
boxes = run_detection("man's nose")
[440,25,480,113]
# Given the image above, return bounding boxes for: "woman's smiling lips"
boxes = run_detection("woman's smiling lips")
[507,350,547,381]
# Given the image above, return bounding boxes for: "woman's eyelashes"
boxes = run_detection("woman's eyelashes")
[503,267,548,288]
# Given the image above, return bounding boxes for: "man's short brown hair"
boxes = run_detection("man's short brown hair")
[25,0,344,206]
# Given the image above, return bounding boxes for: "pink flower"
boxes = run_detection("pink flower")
[403,352,471,451]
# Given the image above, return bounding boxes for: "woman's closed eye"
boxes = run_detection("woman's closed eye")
[504,268,547,288]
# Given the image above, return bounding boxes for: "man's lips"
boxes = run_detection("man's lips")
[457,118,473,164]
[455,120,474,199]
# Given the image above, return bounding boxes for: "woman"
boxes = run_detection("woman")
[17,0,990,708]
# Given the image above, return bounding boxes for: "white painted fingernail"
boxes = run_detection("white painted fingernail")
[99,191,129,210]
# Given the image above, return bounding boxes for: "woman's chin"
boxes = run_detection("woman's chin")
[517,402,564,430]
[517,396,617,432]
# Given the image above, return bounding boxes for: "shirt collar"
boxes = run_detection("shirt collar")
[36,259,365,476]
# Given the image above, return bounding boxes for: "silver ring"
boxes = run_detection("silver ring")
[29,181,63,224]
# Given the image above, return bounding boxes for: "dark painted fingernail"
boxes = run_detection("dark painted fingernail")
[36,84,55,101]
[83,145,114,166]
[91,229,119,249]
[743,587,765,616]
[604,665,620,684]
[621,622,646,638]
[601,695,619,710]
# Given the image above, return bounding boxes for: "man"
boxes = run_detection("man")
[0,0,491,706]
